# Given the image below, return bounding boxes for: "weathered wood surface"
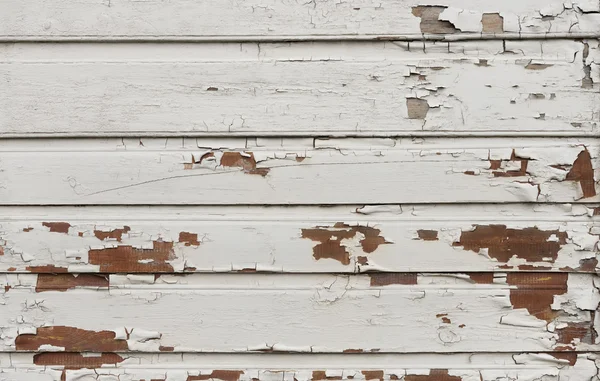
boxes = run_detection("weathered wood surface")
[1,40,598,137]
[1,352,598,381]
[0,273,598,353]
[1,205,598,273]
[0,138,597,205]
[2,0,600,40]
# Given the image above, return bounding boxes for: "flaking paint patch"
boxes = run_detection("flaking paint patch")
[369,273,417,286]
[560,257,599,272]
[406,98,429,119]
[466,273,495,284]
[312,371,342,380]
[301,223,391,265]
[548,352,578,365]
[188,370,244,380]
[25,265,69,273]
[361,370,384,381]
[565,149,597,198]
[506,273,568,322]
[556,322,593,346]
[416,230,438,241]
[491,150,529,177]
[411,6,459,34]
[42,222,71,234]
[481,13,503,33]
[220,152,269,176]
[452,225,568,263]
[94,226,131,242]
[35,274,109,292]
[15,326,128,351]
[88,241,176,272]
[404,370,461,381]
[33,352,124,368]
[34,352,124,381]
[179,232,200,246]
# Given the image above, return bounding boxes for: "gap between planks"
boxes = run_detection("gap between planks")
[1,33,600,43]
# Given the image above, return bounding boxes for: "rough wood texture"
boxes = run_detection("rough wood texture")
[1,353,598,381]
[1,40,598,137]
[0,205,598,273]
[0,138,597,205]
[2,0,600,40]
[0,273,598,353]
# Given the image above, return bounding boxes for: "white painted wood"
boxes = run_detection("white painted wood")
[2,0,600,39]
[0,273,598,353]
[0,353,598,381]
[1,40,597,137]
[0,138,597,205]
[0,204,597,273]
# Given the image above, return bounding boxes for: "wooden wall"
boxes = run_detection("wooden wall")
[0,0,599,380]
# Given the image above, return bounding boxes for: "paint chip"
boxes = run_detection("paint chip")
[16,326,128,351]
[453,225,567,263]
[565,149,596,198]
[88,241,176,272]
[369,273,417,286]
[481,13,504,33]
[411,6,459,34]
[406,98,430,119]
[301,223,391,265]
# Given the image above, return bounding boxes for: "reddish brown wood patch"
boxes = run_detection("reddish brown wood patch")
[491,150,530,177]
[302,223,391,265]
[369,273,417,286]
[33,352,124,367]
[16,326,128,351]
[88,241,175,272]
[416,230,438,241]
[42,222,71,234]
[188,370,244,381]
[35,274,109,292]
[220,152,269,176]
[466,273,495,284]
[312,371,343,380]
[361,370,384,381]
[565,149,597,198]
[94,226,131,242]
[556,322,593,346]
[179,232,200,246]
[25,265,69,273]
[405,370,461,380]
[506,273,568,322]
[453,225,567,263]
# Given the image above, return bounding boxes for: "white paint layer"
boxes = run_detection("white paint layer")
[0,204,597,273]
[2,0,600,39]
[0,41,597,137]
[0,138,596,204]
[0,273,597,353]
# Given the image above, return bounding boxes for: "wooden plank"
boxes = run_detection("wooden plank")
[1,352,598,381]
[2,0,600,40]
[0,204,598,273]
[0,273,598,353]
[1,40,598,137]
[0,138,597,205]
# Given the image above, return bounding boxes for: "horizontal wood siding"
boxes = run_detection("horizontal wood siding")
[2,0,600,39]
[1,0,598,379]
[0,205,598,273]
[1,41,598,137]
[0,138,597,204]
[1,273,599,353]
